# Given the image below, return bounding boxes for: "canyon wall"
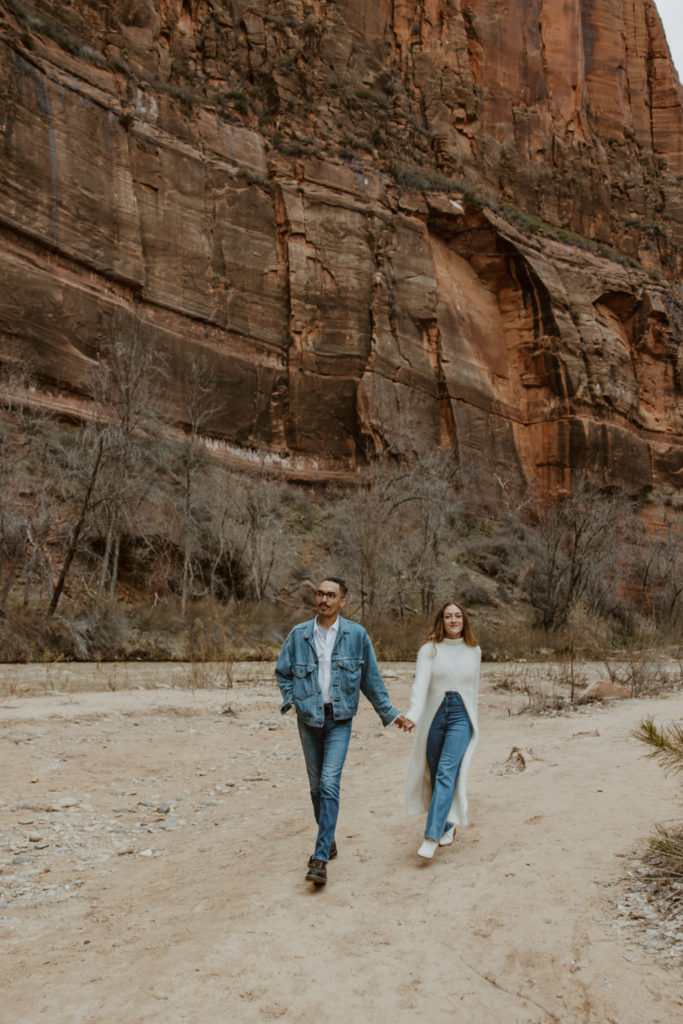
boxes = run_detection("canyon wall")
[0,0,681,501]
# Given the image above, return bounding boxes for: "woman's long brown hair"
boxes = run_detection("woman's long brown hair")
[425,600,477,648]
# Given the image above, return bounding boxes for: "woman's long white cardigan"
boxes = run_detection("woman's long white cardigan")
[404,638,481,826]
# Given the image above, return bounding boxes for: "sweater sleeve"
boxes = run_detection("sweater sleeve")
[405,643,434,724]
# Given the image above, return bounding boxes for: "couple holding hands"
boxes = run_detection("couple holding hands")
[275,577,480,886]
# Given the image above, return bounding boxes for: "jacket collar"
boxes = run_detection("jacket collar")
[303,614,348,641]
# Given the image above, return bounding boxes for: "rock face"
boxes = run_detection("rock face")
[0,0,681,500]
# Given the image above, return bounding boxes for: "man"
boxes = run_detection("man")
[275,577,407,886]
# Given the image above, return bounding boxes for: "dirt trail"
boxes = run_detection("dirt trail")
[1,663,682,1023]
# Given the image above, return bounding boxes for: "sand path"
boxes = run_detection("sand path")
[1,663,682,1023]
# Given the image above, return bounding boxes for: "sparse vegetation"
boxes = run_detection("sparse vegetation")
[635,717,683,779]
[629,716,683,941]
[354,87,390,109]
[603,646,674,697]
[389,163,647,270]
[523,480,640,632]
[1,331,681,666]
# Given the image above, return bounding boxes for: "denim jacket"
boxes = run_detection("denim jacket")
[275,616,399,728]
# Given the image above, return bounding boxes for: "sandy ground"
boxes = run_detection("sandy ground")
[1,661,682,1024]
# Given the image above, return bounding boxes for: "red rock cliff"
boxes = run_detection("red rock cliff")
[0,0,681,500]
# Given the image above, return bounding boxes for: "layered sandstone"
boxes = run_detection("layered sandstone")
[0,0,681,501]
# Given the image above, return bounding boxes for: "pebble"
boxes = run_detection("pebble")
[45,798,78,812]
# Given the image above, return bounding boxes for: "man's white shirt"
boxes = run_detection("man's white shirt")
[313,616,339,703]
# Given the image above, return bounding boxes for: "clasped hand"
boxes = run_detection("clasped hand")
[393,715,415,733]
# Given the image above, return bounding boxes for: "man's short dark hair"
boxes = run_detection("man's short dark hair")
[321,576,348,597]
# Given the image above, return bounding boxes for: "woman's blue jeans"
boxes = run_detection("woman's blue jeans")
[425,692,472,841]
[297,712,353,861]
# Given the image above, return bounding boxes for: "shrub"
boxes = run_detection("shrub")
[603,648,674,696]
[72,603,132,660]
[0,608,79,662]
[630,717,683,940]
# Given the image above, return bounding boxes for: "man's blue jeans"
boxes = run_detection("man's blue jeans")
[424,691,472,841]
[297,711,353,861]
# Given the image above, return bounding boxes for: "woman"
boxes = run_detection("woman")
[403,600,480,858]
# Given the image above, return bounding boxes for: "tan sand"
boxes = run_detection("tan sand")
[1,662,682,1023]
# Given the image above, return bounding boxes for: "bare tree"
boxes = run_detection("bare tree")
[88,319,168,601]
[333,458,415,622]
[47,314,169,616]
[0,351,54,610]
[633,519,683,631]
[48,418,116,616]
[22,470,54,607]
[523,479,638,631]
[331,448,460,624]
[0,416,26,609]
[173,355,226,616]
[204,467,297,603]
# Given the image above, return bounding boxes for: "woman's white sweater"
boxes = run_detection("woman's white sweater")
[404,637,481,826]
